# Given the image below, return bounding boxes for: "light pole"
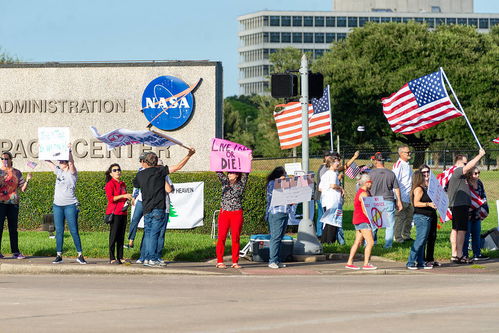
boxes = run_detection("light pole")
[293,54,323,256]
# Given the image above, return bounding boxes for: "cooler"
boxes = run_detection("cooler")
[249,234,294,262]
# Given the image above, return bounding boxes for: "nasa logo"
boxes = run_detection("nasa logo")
[141,76,196,131]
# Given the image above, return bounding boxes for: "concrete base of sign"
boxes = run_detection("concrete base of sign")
[293,217,323,255]
[292,254,326,262]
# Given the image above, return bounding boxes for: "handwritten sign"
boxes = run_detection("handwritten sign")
[38,127,70,160]
[284,162,302,176]
[362,196,389,229]
[209,138,252,173]
[270,174,314,207]
[427,172,449,220]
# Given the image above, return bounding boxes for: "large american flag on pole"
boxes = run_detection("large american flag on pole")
[274,86,331,150]
[381,69,462,134]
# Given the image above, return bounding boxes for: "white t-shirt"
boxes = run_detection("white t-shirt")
[392,158,412,203]
[53,167,78,206]
[319,170,342,210]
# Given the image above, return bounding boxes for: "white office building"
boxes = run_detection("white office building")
[238,0,499,95]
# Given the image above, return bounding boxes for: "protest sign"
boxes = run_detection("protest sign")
[90,127,181,151]
[209,138,252,173]
[38,127,70,160]
[136,182,204,229]
[427,173,449,220]
[284,162,302,176]
[270,174,314,207]
[362,196,388,229]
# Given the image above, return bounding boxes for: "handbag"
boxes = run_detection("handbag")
[104,202,118,224]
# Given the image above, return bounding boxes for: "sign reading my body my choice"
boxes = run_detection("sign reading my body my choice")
[209,138,252,173]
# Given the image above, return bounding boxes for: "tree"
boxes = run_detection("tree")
[0,48,18,63]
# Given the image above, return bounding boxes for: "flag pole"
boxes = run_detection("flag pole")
[440,67,482,149]
[327,85,334,153]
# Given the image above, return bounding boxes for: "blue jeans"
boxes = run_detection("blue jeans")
[463,219,481,258]
[128,200,143,241]
[143,209,166,261]
[316,199,323,237]
[53,204,82,253]
[156,213,169,259]
[268,212,288,264]
[372,200,396,248]
[0,203,20,254]
[407,214,431,267]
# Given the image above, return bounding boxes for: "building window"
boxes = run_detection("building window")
[270,49,277,54]
[315,16,325,27]
[478,19,489,29]
[304,32,314,43]
[468,18,478,27]
[304,16,313,26]
[372,8,392,12]
[359,17,369,26]
[337,33,347,41]
[381,17,391,23]
[315,33,325,43]
[337,16,347,27]
[263,65,270,76]
[447,18,457,24]
[263,49,269,59]
[392,17,402,23]
[431,6,441,13]
[491,18,499,27]
[402,17,412,23]
[281,16,291,26]
[348,17,358,27]
[270,32,280,43]
[457,18,467,25]
[263,16,269,26]
[326,33,336,43]
[326,16,335,27]
[415,17,424,24]
[424,17,435,28]
[370,17,381,23]
[293,16,302,26]
[436,17,445,26]
[270,16,280,26]
[303,49,314,56]
[281,32,291,43]
[263,32,269,43]
[293,32,302,43]
[314,49,325,58]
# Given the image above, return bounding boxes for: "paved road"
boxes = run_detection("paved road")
[1,273,499,332]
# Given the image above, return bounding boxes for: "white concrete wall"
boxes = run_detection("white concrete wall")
[333,0,474,13]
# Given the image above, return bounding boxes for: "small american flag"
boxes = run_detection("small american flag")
[493,137,499,144]
[382,69,462,134]
[345,162,361,179]
[26,161,38,169]
[274,86,331,150]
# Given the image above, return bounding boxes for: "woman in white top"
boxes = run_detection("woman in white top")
[319,155,344,244]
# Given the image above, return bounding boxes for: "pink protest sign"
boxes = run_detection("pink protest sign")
[209,138,252,173]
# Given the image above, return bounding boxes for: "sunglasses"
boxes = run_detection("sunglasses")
[403,151,412,154]
[0,157,10,160]
[474,172,480,175]
[112,168,121,172]
[421,171,430,174]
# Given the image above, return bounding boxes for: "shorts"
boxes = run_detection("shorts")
[451,206,469,231]
[354,223,371,231]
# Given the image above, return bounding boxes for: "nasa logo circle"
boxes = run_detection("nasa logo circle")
[141,76,195,131]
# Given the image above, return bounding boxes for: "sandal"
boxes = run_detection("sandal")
[231,263,242,269]
[216,263,227,269]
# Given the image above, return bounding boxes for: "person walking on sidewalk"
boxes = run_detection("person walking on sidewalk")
[406,171,436,270]
[45,147,86,264]
[0,151,31,260]
[393,145,414,243]
[345,174,376,270]
[215,168,250,269]
[104,163,132,264]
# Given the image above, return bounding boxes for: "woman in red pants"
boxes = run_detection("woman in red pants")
[215,171,249,269]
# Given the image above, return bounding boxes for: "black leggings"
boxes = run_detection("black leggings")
[425,215,438,262]
[109,214,127,261]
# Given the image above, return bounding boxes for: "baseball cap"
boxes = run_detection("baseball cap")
[139,152,147,162]
[372,152,385,161]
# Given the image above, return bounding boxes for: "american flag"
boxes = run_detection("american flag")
[274,86,331,150]
[493,137,499,144]
[26,161,38,169]
[345,162,361,179]
[382,69,462,134]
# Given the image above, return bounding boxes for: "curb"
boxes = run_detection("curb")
[0,263,222,275]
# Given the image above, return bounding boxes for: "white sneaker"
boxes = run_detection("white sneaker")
[158,259,167,267]
[136,259,144,264]
[268,263,286,269]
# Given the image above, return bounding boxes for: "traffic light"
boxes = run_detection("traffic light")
[271,74,298,98]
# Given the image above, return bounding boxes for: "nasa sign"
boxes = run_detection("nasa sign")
[0,61,223,172]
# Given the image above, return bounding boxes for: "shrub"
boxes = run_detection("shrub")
[18,171,269,234]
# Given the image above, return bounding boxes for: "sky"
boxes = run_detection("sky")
[0,0,498,97]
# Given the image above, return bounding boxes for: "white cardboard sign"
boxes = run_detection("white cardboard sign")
[38,127,70,160]
[362,196,389,229]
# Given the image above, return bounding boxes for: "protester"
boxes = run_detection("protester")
[127,152,147,249]
[133,149,195,267]
[369,152,403,248]
[104,163,132,264]
[318,155,344,244]
[265,166,291,269]
[463,166,489,262]
[393,145,414,243]
[448,149,486,264]
[215,170,249,269]
[0,151,31,259]
[45,147,86,264]
[155,159,174,266]
[345,174,376,270]
[420,165,440,267]
[314,151,332,238]
[406,170,436,270]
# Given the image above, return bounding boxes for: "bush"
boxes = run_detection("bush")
[18,171,269,234]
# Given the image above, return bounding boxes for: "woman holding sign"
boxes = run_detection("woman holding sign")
[0,152,31,259]
[215,170,249,269]
[345,174,376,270]
[318,156,344,244]
[406,170,437,270]
[420,165,440,267]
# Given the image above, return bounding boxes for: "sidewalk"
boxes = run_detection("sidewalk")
[1,254,499,275]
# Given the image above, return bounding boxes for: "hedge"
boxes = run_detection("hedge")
[18,171,269,234]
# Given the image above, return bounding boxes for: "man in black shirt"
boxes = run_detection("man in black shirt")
[133,148,195,267]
